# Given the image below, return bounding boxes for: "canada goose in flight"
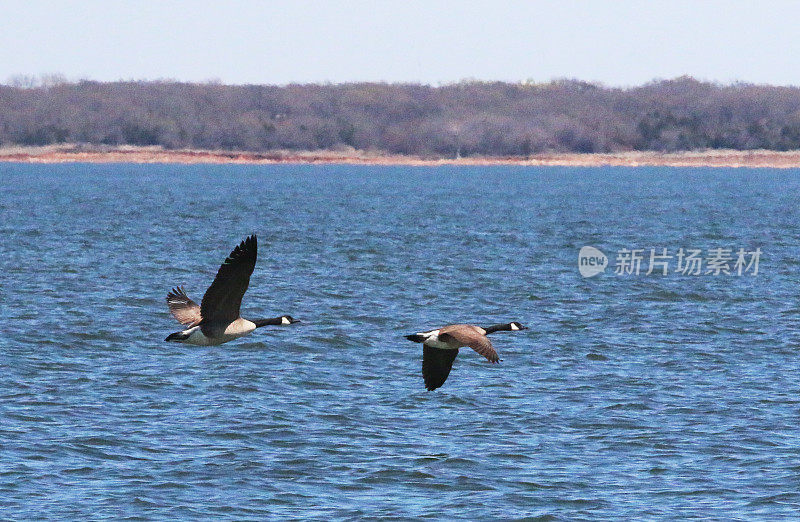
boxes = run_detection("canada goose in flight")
[406,322,527,391]
[164,235,299,345]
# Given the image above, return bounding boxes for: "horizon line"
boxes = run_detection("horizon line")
[4,73,800,90]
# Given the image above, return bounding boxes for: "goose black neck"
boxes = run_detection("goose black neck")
[254,317,284,328]
[483,323,513,334]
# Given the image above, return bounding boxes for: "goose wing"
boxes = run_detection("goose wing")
[422,345,459,391]
[200,235,258,324]
[166,286,202,326]
[439,325,500,363]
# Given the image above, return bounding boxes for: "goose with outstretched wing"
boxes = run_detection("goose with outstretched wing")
[165,235,299,345]
[406,322,527,390]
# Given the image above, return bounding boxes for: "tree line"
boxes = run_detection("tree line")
[2,76,800,156]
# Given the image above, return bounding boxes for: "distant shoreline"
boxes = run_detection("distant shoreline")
[3,145,800,168]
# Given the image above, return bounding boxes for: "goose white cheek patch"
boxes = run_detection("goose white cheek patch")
[510,323,520,331]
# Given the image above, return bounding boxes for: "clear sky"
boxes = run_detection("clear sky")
[2,0,800,86]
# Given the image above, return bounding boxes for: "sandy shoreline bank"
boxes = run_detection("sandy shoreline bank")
[3,145,800,168]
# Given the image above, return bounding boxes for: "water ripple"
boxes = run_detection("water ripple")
[1,164,799,519]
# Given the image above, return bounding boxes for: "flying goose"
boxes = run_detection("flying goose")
[406,322,527,390]
[164,235,299,345]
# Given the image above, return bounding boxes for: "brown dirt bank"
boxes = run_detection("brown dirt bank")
[3,145,800,168]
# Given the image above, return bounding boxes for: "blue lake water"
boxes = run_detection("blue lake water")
[2,163,800,520]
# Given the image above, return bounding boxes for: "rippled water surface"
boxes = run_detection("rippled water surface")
[2,163,800,519]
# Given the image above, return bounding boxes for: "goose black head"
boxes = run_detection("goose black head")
[253,315,301,327]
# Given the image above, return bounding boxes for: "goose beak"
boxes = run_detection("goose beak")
[290,318,301,324]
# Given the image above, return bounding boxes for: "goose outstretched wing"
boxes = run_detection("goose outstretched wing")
[422,346,459,391]
[166,286,202,326]
[439,325,500,363]
[200,235,258,324]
